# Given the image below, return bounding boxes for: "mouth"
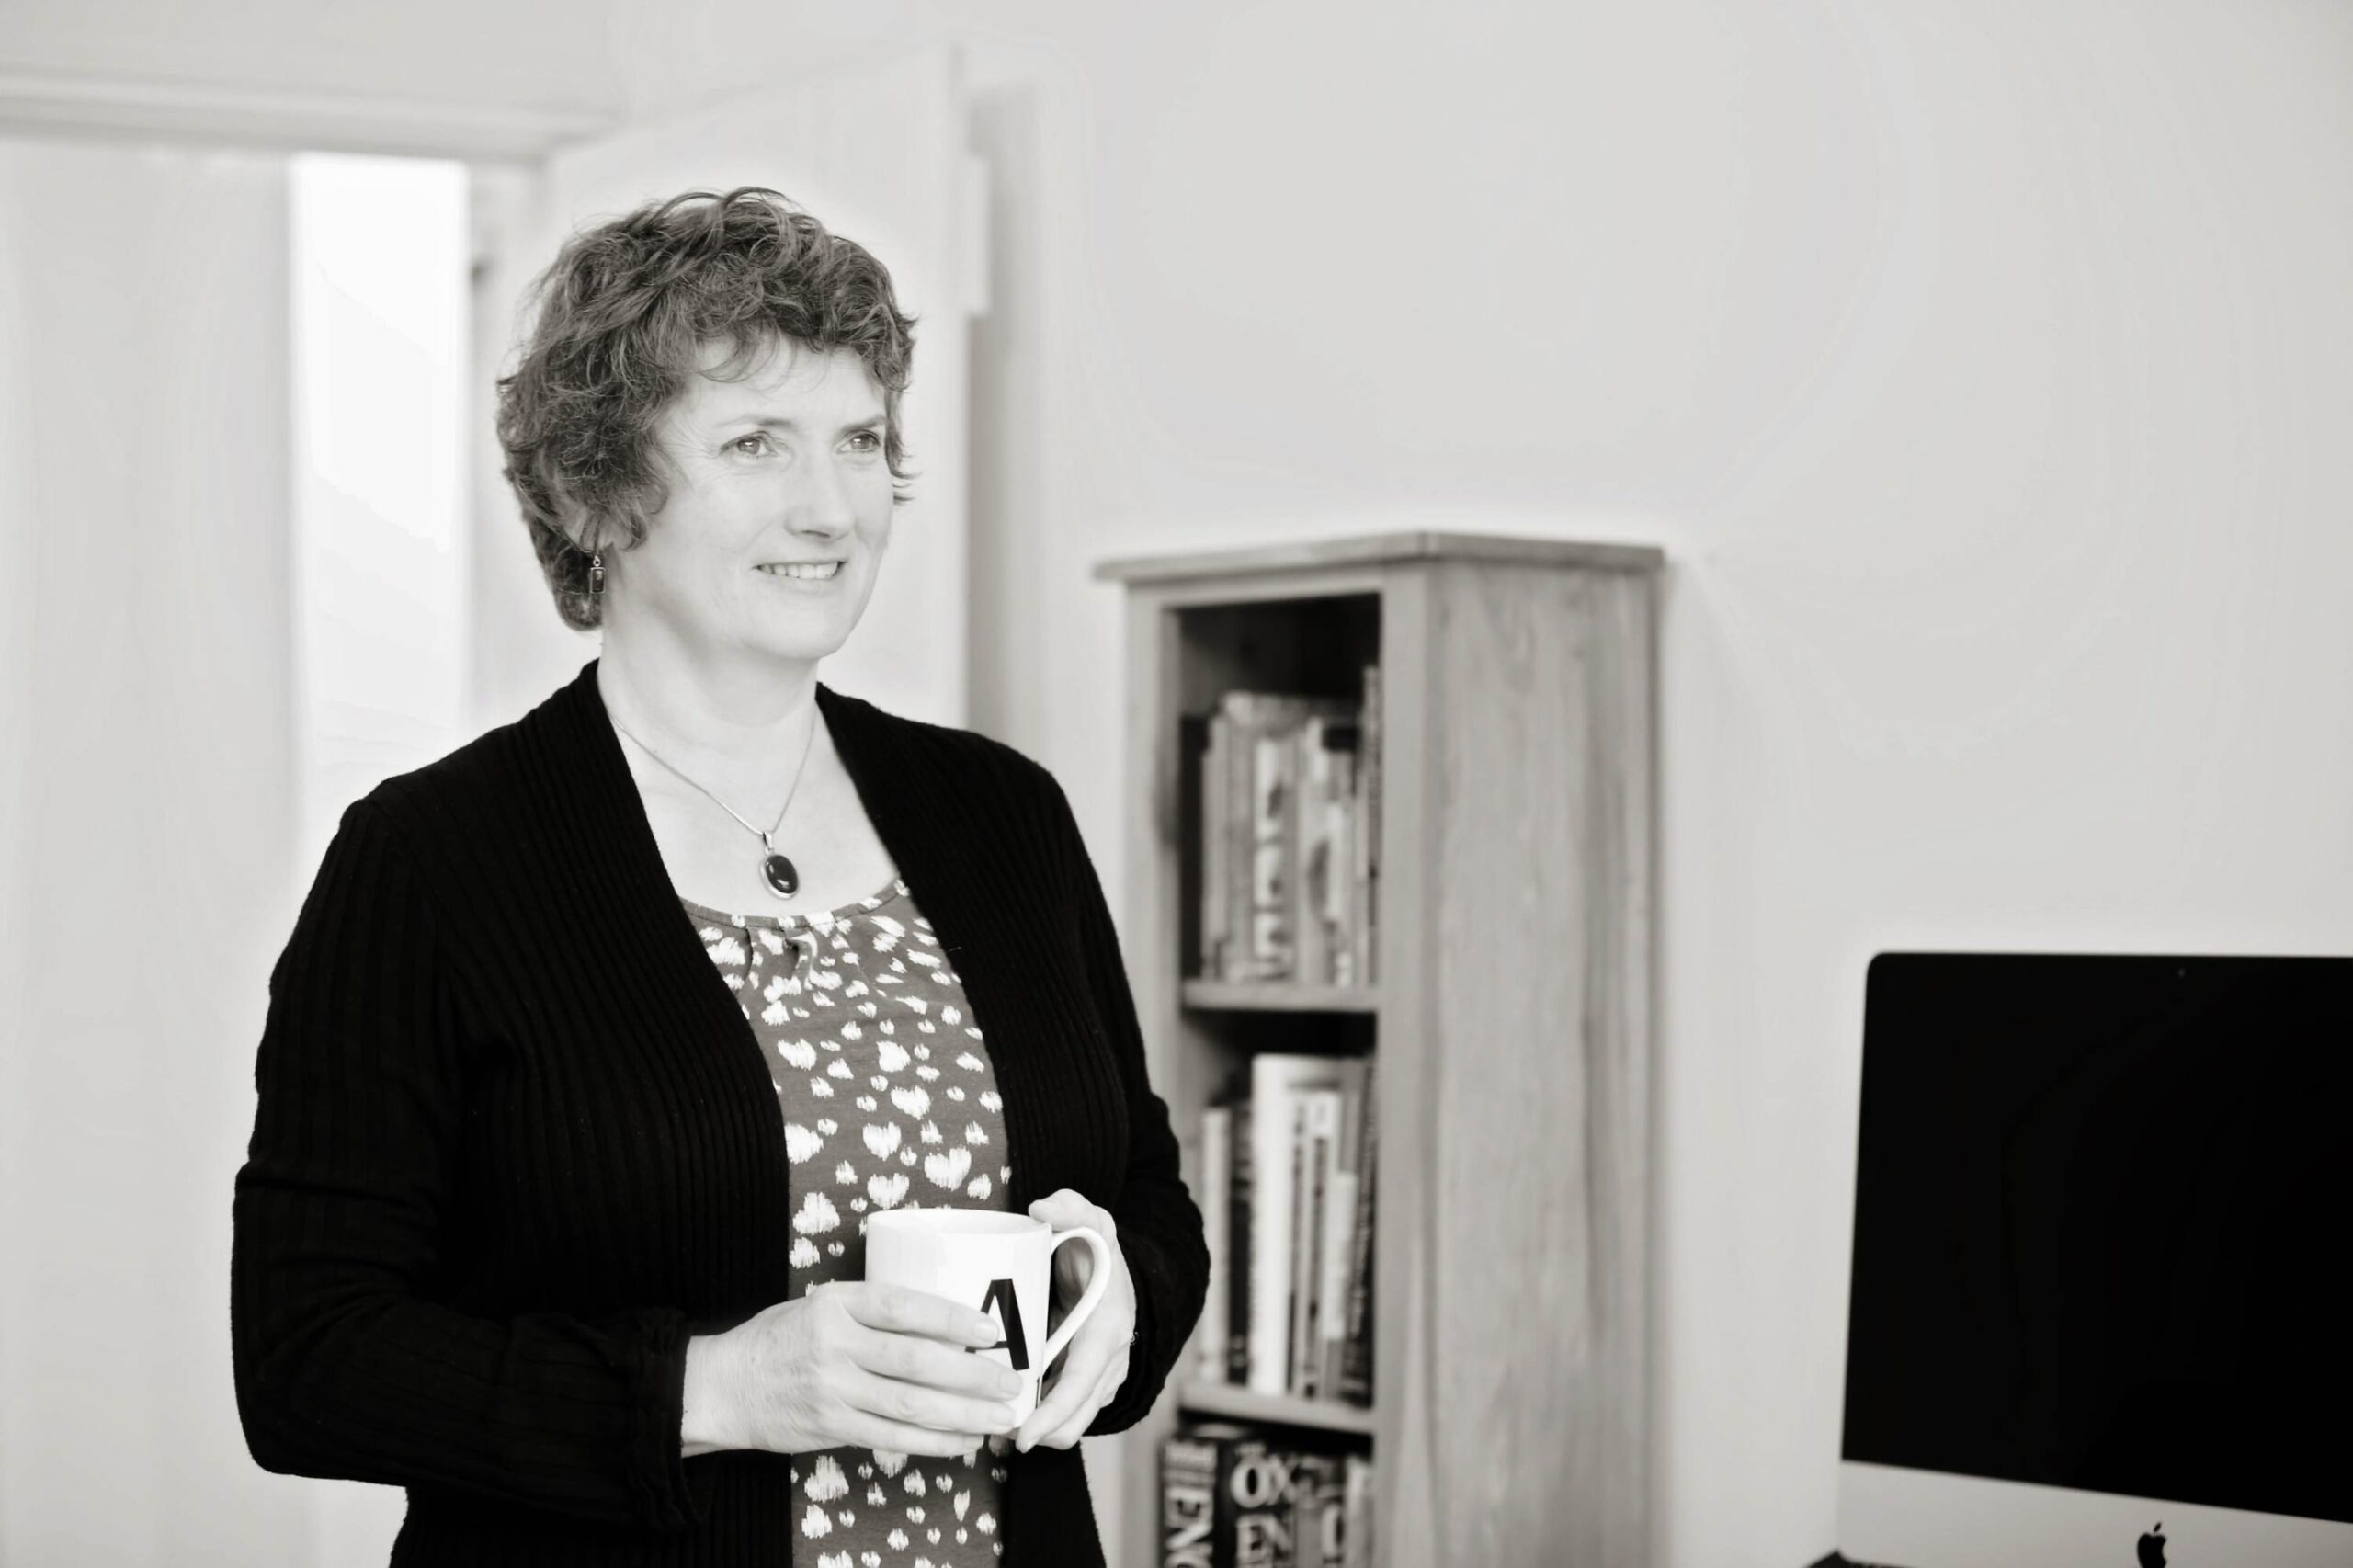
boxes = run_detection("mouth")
[756,561,844,582]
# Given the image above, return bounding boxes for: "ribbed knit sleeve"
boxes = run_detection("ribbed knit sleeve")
[1039,776,1211,1437]
[230,797,713,1534]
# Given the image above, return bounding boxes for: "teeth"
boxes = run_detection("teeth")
[762,562,841,580]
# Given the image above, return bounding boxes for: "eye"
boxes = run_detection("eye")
[844,429,882,454]
[730,431,772,456]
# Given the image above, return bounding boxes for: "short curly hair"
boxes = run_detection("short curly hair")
[495,186,919,631]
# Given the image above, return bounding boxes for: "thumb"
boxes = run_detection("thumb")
[1028,1189,1084,1221]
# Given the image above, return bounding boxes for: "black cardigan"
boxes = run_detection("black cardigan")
[231,656,1209,1566]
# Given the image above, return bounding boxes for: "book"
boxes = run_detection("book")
[1342,1452,1374,1568]
[1293,719,1328,987]
[1246,1053,1349,1394]
[1227,1094,1254,1383]
[1292,1451,1349,1568]
[1221,693,1313,981]
[1316,1059,1370,1392]
[1286,1094,1312,1395]
[1162,1412,1374,1562]
[1326,734,1364,979]
[1293,1087,1342,1395]
[1249,726,1293,974]
[1364,667,1380,985]
[1210,690,1362,983]
[1227,1427,1300,1568]
[1339,1054,1379,1403]
[1162,1424,1371,1568]
[1220,697,1257,982]
[1320,725,1359,986]
[1200,715,1227,979]
[1197,1104,1232,1382]
[1160,1426,1223,1568]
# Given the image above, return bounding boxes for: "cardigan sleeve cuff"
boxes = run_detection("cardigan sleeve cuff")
[627,1310,718,1533]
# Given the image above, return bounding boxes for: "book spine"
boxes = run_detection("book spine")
[1298,1452,1347,1568]
[1303,1090,1342,1396]
[1328,743,1357,987]
[1250,729,1292,977]
[1201,715,1227,981]
[1294,717,1327,987]
[1229,1096,1255,1384]
[1287,1452,1323,1568]
[1161,1433,1222,1568]
[1197,1105,1231,1382]
[1249,1055,1344,1395]
[1342,1452,1373,1568]
[1222,694,1255,982]
[1320,744,1348,987]
[1340,1060,1378,1404]
[1286,1096,1312,1394]
[1229,1436,1298,1568]
[1318,1065,1365,1389]
[1246,1070,1290,1394]
[1360,665,1381,985]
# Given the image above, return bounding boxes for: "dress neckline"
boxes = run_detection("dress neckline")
[677,872,907,930]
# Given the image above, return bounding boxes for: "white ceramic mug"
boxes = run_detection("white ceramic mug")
[863,1207,1114,1429]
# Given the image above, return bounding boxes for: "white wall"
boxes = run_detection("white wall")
[608,2,2353,1563]
[0,135,302,1566]
[0,0,617,126]
[290,153,472,878]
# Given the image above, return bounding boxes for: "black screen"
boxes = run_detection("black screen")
[1841,953,2351,1525]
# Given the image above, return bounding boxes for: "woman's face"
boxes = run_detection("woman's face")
[609,336,895,665]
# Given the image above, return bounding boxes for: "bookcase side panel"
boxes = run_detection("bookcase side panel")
[1586,566,1658,1567]
[1372,562,1442,1568]
[1419,559,1654,1566]
[1117,587,1190,1568]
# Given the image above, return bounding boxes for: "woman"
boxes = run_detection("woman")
[231,187,1209,1568]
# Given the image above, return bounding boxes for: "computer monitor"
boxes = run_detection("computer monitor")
[1837,952,2350,1568]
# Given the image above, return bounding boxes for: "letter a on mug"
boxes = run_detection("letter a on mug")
[978,1277,1029,1369]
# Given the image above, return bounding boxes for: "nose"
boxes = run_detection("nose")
[791,449,858,537]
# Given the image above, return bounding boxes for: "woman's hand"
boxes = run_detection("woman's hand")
[704,1281,1027,1459]
[1015,1189,1139,1452]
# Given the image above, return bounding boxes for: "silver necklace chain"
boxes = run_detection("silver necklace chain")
[608,703,820,859]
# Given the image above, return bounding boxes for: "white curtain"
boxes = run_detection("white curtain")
[0,135,310,1566]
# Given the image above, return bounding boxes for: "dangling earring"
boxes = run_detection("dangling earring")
[589,550,605,597]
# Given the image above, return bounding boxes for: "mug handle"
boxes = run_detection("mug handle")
[1036,1225,1115,1371]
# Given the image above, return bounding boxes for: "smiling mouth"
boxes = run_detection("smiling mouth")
[757,561,844,581]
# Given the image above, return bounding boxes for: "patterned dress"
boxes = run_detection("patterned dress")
[684,873,1015,1566]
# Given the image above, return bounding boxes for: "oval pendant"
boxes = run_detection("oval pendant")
[762,852,800,898]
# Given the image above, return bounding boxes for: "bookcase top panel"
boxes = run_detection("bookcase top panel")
[1090,529,1667,585]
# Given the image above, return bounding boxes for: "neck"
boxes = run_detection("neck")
[592,627,826,801]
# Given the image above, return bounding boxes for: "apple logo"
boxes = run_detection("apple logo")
[2137,1522,2166,1568]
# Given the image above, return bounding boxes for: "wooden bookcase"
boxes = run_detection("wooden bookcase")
[1092,531,1665,1568]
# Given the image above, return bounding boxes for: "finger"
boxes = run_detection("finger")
[1035,1353,1128,1451]
[848,1368,1020,1439]
[1016,1323,1115,1449]
[835,1412,994,1460]
[843,1281,1000,1347]
[850,1325,1026,1402]
[1050,1236,1097,1298]
[1027,1189,1106,1230]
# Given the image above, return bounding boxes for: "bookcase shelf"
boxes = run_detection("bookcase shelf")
[1179,980,1381,1015]
[1174,1381,1378,1438]
[1093,530,1664,1568]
